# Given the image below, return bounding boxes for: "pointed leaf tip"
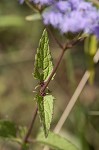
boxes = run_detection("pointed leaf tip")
[33,29,54,82]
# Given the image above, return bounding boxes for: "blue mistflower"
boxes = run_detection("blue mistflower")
[68,0,83,9]
[55,1,71,13]
[42,0,99,38]
[43,7,63,28]
[19,0,99,38]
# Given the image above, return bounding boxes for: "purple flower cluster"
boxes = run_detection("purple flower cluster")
[19,0,99,38]
[43,0,99,37]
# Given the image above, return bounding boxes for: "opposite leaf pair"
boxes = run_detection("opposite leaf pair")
[33,29,54,137]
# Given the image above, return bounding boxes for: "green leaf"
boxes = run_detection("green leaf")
[0,120,17,138]
[33,29,54,137]
[26,13,41,21]
[33,29,53,82]
[36,94,54,137]
[36,131,79,150]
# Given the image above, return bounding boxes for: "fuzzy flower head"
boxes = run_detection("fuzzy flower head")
[42,0,99,38]
[43,9,63,28]
[55,1,71,13]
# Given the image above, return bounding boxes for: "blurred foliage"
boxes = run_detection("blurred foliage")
[0,0,99,150]
[37,131,79,150]
[0,120,17,138]
[84,35,98,84]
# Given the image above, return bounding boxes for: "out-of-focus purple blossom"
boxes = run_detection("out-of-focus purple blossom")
[43,7,63,27]
[55,1,71,13]
[83,11,99,33]
[68,0,83,9]
[77,1,93,11]
[60,11,85,33]
[42,0,99,38]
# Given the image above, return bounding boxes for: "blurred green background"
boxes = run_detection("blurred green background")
[0,1,99,150]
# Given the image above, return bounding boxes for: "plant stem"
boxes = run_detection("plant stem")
[19,29,85,150]
[19,48,66,150]
[40,48,66,95]
[24,105,38,143]
[19,105,38,150]
[25,0,39,12]
[40,36,85,95]
[19,43,66,150]
[46,27,64,49]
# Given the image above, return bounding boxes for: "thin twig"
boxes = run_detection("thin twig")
[19,28,69,150]
[42,35,86,150]
[18,24,87,150]
[24,105,38,143]
[19,105,38,150]
[40,48,66,95]
[25,0,40,12]
[46,27,64,49]
[40,36,85,95]
[19,47,66,150]
[19,37,66,150]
